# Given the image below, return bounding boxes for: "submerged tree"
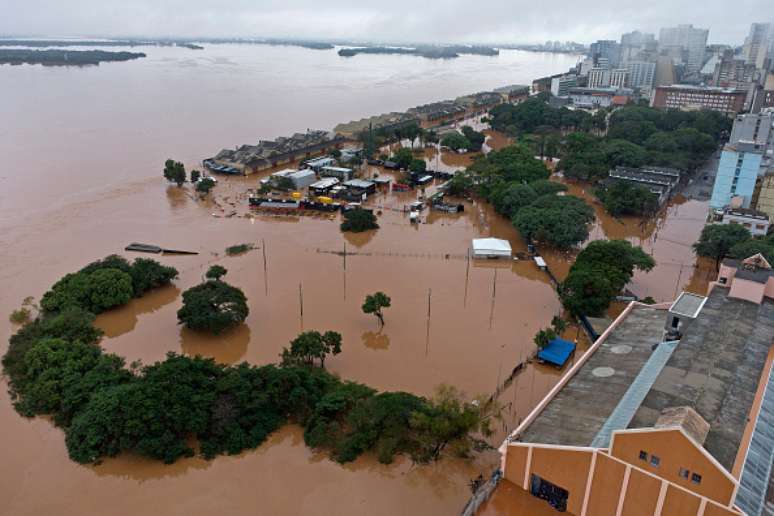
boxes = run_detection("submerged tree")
[163,159,186,187]
[196,177,216,195]
[362,292,391,326]
[341,208,379,233]
[205,265,228,281]
[177,280,248,334]
[280,330,342,368]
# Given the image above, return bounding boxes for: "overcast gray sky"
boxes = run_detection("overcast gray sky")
[1,0,771,45]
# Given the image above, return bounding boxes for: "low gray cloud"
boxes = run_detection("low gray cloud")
[1,0,771,45]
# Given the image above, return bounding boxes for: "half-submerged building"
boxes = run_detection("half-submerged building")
[205,130,344,176]
[497,254,774,515]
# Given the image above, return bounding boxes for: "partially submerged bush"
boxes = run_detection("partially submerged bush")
[225,243,255,256]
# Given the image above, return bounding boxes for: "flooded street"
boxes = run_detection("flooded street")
[0,43,713,516]
[0,44,581,516]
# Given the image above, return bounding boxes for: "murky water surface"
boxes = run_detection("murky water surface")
[0,44,709,515]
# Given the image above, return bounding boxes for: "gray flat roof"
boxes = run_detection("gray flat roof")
[519,306,667,446]
[629,288,774,471]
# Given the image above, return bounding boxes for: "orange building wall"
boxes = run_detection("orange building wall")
[504,445,528,487]
[502,443,742,516]
[585,453,627,516]
[611,429,736,505]
[661,485,702,514]
[703,502,743,516]
[620,469,661,516]
[530,448,593,515]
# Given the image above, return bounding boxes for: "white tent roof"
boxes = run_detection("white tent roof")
[472,238,512,256]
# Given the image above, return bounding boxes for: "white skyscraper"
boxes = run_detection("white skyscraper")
[742,23,772,70]
[659,24,709,74]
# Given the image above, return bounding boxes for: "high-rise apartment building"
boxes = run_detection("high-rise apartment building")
[609,68,629,89]
[711,142,764,209]
[659,24,709,74]
[588,68,611,88]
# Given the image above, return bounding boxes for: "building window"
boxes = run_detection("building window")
[679,468,689,479]
[650,455,661,467]
[639,450,648,461]
[691,473,702,484]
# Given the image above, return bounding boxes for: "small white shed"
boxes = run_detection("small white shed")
[471,238,512,259]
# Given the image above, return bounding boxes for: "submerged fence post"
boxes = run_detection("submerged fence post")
[299,282,304,318]
[262,238,268,296]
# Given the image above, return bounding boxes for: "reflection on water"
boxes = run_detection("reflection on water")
[361,330,390,350]
[95,284,180,338]
[341,227,377,248]
[165,185,190,212]
[180,323,251,364]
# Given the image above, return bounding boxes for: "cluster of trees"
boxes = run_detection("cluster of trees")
[439,125,485,152]
[359,123,438,159]
[3,261,497,467]
[595,181,659,217]
[449,144,595,249]
[560,240,655,316]
[441,132,471,152]
[41,255,178,314]
[341,208,379,232]
[163,159,186,186]
[559,107,729,182]
[693,224,774,269]
[513,194,595,250]
[461,126,486,152]
[488,94,607,135]
[533,316,567,349]
[390,148,415,169]
[281,330,342,368]
[177,266,249,334]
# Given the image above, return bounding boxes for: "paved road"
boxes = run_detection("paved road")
[682,149,721,201]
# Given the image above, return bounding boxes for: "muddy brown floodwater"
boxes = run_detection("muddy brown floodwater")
[0,45,712,516]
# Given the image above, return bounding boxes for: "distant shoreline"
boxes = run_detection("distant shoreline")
[0,49,147,66]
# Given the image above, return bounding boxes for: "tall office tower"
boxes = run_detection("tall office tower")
[742,23,772,70]
[589,40,621,68]
[619,30,656,64]
[659,24,709,74]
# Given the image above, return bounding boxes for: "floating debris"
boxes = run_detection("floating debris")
[125,243,198,255]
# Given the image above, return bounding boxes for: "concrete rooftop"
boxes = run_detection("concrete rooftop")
[519,306,666,447]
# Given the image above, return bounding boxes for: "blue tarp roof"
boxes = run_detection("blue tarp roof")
[538,338,576,367]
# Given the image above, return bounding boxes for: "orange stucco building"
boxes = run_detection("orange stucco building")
[493,255,774,516]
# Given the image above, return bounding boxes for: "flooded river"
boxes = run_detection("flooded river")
[0,44,709,516]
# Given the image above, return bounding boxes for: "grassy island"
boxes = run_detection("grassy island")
[0,49,147,66]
